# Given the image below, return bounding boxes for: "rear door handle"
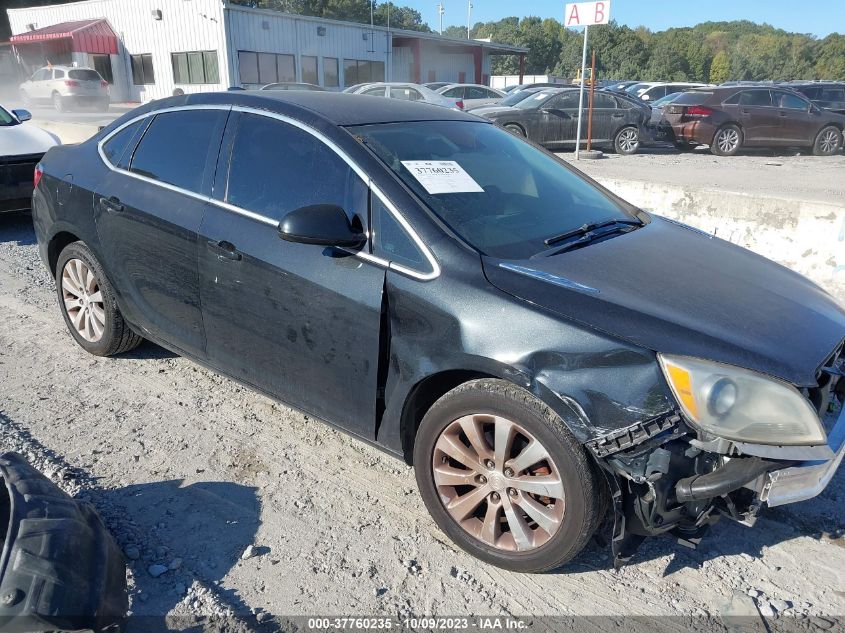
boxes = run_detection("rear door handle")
[208,239,242,261]
[98,196,124,213]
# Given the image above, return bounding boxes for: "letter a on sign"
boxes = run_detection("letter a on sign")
[564,1,611,27]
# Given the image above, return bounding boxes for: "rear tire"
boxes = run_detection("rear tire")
[56,242,143,357]
[614,126,640,155]
[52,92,66,113]
[711,124,742,156]
[414,378,605,573]
[813,125,842,156]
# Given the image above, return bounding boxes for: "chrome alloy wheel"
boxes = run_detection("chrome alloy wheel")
[61,258,106,343]
[617,127,639,153]
[716,128,740,153]
[432,414,565,552]
[819,128,840,154]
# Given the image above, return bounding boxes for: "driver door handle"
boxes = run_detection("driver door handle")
[98,196,124,213]
[208,240,242,261]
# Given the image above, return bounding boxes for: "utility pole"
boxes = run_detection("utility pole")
[437,2,444,35]
[467,1,473,39]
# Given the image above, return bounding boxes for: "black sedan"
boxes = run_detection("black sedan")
[32,91,845,572]
[472,86,650,154]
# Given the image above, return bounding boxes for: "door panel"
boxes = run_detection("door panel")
[737,90,778,144]
[773,91,817,144]
[93,108,228,357]
[541,92,580,145]
[199,112,384,435]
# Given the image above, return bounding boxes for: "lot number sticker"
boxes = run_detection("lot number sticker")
[401,161,484,195]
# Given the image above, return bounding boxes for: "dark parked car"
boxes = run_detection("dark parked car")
[787,82,845,115]
[475,87,649,154]
[32,91,845,572]
[665,86,845,155]
[1,104,59,213]
[607,80,639,93]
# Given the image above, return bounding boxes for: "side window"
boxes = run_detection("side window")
[775,91,809,110]
[102,120,143,166]
[467,86,490,99]
[372,196,427,272]
[225,114,364,223]
[722,91,742,105]
[443,87,465,98]
[593,93,617,109]
[821,88,845,101]
[739,90,772,107]
[362,87,386,97]
[547,92,579,109]
[130,109,226,193]
[53,69,65,79]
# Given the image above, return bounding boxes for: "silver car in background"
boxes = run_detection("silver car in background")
[436,83,506,110]
[346,82,460,109]
[19,65,109,112]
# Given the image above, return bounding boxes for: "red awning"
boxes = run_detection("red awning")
[10,19,118,55]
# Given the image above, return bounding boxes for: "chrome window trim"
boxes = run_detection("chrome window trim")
[96,103,440,281]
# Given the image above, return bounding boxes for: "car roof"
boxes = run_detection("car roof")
[39,65,95,71]
[121,90,478,127]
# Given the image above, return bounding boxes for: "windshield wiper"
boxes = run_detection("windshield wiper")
[543,218,643,247]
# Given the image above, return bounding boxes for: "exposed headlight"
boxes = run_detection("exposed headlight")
[658,354,826,446]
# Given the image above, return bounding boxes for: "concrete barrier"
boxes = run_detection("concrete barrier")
[594,177,845,304]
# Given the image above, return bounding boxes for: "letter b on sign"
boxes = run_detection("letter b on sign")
[565,1,611,27]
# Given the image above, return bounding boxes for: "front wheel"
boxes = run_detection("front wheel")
[414,379,605,573]
[503,123,526,137]
[614,126,640,155]
[56,242,143,356]
[813,125,843,156]
[711,124,742,156]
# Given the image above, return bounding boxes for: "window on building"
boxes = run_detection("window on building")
[277,54,295,82]
[172,51,219,84]
[225,113,364,222]
[342,59,385,87]
[343,59,358,86]
[301,56,318,85]
[131,54,155,85]
[324,57,339,88]
[90,55,113,84]
[258,53,276,84]
[238,51,294,85]
[238,51,259,84]
[130,110,227,193]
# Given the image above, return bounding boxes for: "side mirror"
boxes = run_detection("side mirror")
[12,109,32,122]
[279,204,366,248]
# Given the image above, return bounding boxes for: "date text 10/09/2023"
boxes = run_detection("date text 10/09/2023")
[306,617,529,631]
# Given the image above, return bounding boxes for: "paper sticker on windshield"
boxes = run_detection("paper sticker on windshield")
[401,161,484,195]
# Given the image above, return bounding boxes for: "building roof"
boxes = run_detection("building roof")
[223,3,528,55]
[9,18,118,55]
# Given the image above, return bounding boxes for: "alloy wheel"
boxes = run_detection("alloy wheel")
[617,128,639,153]
[819,129,840,154]
[716,128,739,153]
[61,258,106,343]
[432,414,565,552]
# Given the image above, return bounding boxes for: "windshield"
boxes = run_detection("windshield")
[350,120,634,259]
[0,106,18,126]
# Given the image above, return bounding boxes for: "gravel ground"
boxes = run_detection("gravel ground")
[557,148,845,203]
[0,212,844,632]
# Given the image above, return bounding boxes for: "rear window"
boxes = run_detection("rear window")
[68,69,102,81]
[672,91,713,106]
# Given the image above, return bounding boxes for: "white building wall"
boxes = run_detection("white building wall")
[224,6,391,89]
[8,0,228,102]
[419,46,474,84]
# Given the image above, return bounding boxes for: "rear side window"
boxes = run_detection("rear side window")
[225,113,363,222]
[130,109,227,193]
[821,88,845,101]
[372,196,427,271]
[102,120,143,166]
[442,87,464,98]
[739,90,772,106]
[68,69,101,81]
[53,69,65,79]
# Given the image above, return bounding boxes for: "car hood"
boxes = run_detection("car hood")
[0,122,60,156]
[482,216,845,387]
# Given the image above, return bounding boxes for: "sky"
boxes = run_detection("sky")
[418,0,844,38]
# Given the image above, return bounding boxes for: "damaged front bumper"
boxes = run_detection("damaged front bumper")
[0,452,127,633]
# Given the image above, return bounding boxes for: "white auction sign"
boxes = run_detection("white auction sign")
[565,1,612,159]
[564,1,611,27]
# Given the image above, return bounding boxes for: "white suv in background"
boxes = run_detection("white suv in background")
[19,65,110,112]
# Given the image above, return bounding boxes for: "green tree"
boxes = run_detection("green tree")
[709,49,730,83]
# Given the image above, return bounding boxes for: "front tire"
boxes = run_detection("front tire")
[503,123,526,137]
[614,126,640,155]
[56,242,143,357]
[813,125,842,156]
[711,124,742,156]
[414,378,605,573]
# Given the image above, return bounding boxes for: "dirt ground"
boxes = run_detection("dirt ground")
[0,211,844,632]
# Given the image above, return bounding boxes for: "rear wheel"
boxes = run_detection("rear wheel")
[711,124,742,156]
[504,123,526,137]
[52,92,66,113]
[414,378,605,573]
[614,126,640,155]
[56,242,143,357]
[813,125,842,156]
